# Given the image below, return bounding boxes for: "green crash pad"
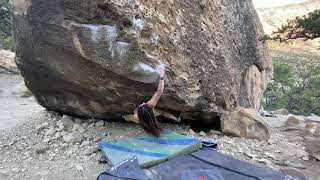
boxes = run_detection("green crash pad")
[100,132,202,168]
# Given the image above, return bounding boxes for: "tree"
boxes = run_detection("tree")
[262,9,320,42]
[0,0,11,36]
[263,61,320,115]
[0,0,14,50]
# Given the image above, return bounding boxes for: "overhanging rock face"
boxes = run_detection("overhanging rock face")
[11,0,272,120]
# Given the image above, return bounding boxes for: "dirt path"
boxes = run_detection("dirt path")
[0,74,43,130]
[0,73,319,180]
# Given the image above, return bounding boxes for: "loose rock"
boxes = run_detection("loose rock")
[189,129,196,135]
[34,144,50,154]
[300,123,319,138]
[280,167,305,177]
[209,130,222,135]
[199,131,206,136]
[83,146,99,156]
[305,137,320,160]
[63,132,84,144]
[283,116,301,130]
[46,129,56,136]
[36,122,49,131]
[274,109,290,115]
[74,118,83,124]
[221,108,270,141]
[95,120,105,127]
[57,115,74,131]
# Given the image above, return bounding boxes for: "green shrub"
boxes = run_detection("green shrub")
[263,61,320,115]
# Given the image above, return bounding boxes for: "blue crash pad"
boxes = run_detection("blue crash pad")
[100,132,202,168]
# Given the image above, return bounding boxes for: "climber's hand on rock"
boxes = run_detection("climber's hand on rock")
[157,66,165,77]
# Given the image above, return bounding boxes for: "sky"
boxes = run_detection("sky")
[252,0,309,8]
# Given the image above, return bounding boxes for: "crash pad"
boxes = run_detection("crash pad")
[98,148,306,180]
[100,132,202,168]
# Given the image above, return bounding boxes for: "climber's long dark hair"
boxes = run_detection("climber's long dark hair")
[137,104,161,137]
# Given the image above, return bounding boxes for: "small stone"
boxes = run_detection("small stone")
[255,158,272,166]
[83,146,99,155]
[290,136,304,142]
[67,149,73,155]
[265,152,276,159]
[36,122,49,131]
[74,118,83,124]
[42,138,50,143]
[54,132,61,138]
[282,160,306,169]
[275,150,281,153]
[95,120,105,127]
[82,123,89,128]
[81,141,90,146]
[302,156,309,161]
[61,131,68,136]
[73,124,85,132]
[75,165,84,172]
[46,129,56,136]
[199,131,206,136]
[11,168,20,173]
[34,144,50,154]
[87,123,94,129]
[63,132,84,144]
[93,137,103,142]
[209,130,222,135]
[245,152,258,159]
[57,115,74,131]
[8,140,16,147]
[189,129,196,135]
[280,167,305,177]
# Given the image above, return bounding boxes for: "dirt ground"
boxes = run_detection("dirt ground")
[0,73,319,180]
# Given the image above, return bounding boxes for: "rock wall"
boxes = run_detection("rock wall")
[11,0,272,120]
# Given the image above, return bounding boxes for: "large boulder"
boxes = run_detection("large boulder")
[11,0,272,120]
[305,137,320,160]
[282,116,301,130]
[221,108,270,141]
[305,114,320,124]
[273,109,289,115]
[300,122,319,138]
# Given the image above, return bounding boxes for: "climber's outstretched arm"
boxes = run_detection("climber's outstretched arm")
[147,77,164,108]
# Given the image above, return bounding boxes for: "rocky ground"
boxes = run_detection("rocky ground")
[0,73,319,180]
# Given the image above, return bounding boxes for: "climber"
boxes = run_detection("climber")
[132,65,165,137]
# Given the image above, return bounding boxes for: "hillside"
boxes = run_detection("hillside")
[255,0,320,34]
[269,40,320,66]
